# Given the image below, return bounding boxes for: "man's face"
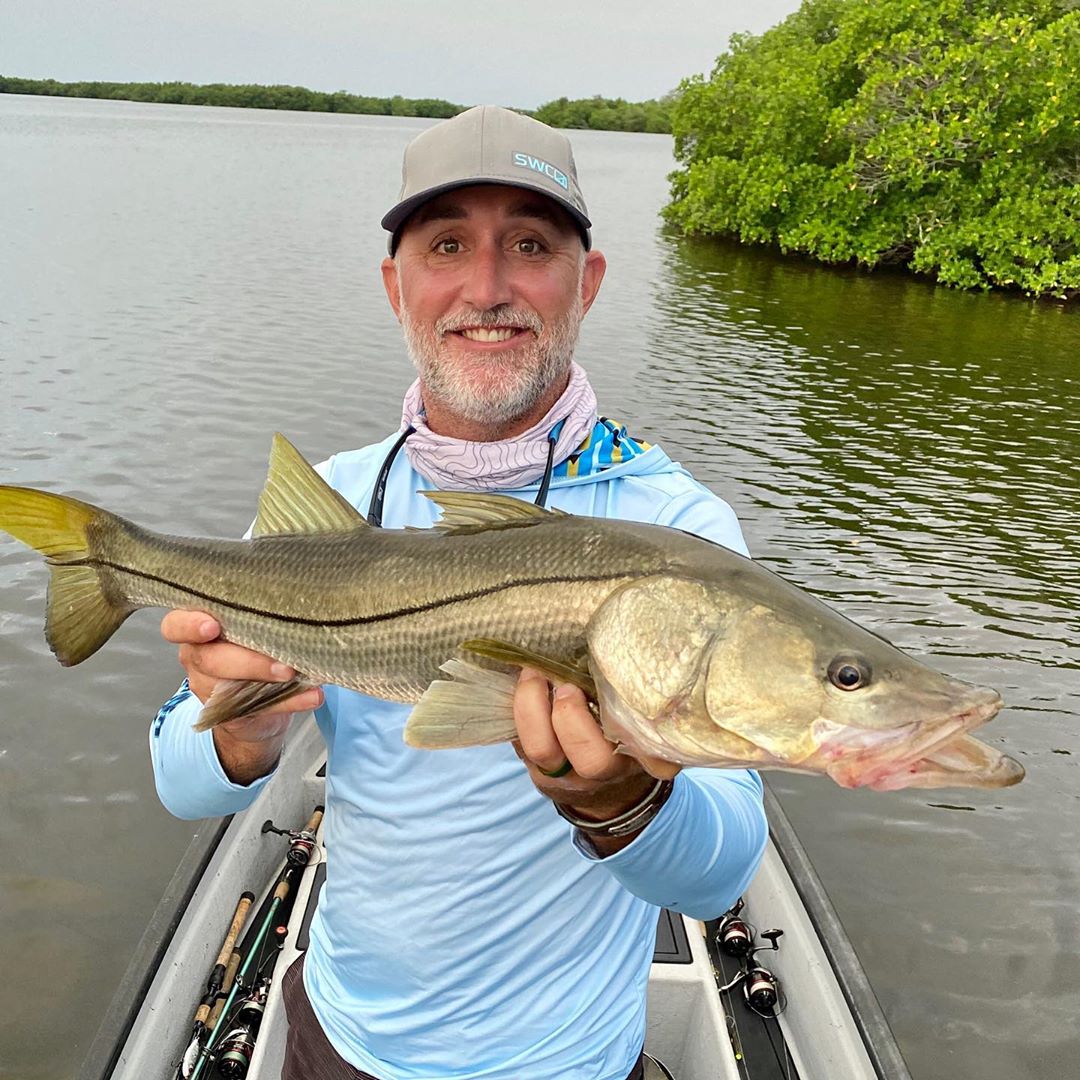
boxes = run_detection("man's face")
[382,185,605,429]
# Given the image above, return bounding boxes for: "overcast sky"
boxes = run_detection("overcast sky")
[1,1,803,109]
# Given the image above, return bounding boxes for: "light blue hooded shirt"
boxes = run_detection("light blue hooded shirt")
[150,424,768,1080]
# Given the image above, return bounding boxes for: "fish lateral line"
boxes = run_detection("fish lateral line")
[93,557,636,628]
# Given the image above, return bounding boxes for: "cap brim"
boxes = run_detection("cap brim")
[382,178,592,253]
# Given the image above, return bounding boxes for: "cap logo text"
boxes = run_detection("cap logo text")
[512,151,569,191]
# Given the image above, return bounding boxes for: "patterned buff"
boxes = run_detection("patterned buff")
[401,362,599,491]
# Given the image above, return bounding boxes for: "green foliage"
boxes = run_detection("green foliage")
[0,76,464,120]
[666,0,1080,297]
[0,78,671,134]
[533,95,673,133]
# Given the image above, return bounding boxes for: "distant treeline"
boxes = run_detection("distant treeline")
[533,95,672,133]
[0,76,464,118]
[0,77,673,133]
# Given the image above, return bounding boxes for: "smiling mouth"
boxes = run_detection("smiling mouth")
[452,327,530,343]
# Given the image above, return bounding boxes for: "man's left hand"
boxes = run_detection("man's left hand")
[512,667,680,852]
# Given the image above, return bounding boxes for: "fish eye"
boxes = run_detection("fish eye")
[828,657,870,691]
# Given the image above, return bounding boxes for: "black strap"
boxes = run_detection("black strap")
[533,431,558,509]
[366,425,414,528]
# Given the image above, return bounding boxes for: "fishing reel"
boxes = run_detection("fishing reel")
[262,806,323,866]
[741,961,782,1014]
[715,898,755,958]
[715,900,786,1017]
[215,977,270,1079]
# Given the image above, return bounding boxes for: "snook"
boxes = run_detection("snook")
[0,435,1023,792]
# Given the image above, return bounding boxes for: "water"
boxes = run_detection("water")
[0,95,1076,1080]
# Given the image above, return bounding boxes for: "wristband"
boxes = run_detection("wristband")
[554,778,674,839]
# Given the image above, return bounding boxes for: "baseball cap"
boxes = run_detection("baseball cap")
[382,105,592,253]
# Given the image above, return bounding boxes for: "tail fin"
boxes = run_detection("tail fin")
[0,485,133,665]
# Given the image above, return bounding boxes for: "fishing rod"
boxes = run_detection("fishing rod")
[185,804,324,1080]
[206,950,243,1034]
[176,891,255,1080]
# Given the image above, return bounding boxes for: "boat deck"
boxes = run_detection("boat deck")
[82,718,908,1080]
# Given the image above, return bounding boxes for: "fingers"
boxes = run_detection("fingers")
[179,640,295,686]
[512,668,682,826]
[162,609,294,684]
[161,609,312,714]
[514,668,564,773]
[550,684,625,781]
[513,669,627,782]
[161,609,221,645]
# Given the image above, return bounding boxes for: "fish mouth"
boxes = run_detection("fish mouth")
[822,690,1024,790]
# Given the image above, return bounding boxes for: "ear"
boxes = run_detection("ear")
[579,250,606,316]
[381,256,403,322]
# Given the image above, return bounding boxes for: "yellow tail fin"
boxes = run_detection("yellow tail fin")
[0,486,133,665]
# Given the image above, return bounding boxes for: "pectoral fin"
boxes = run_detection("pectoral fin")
[461,638,595,697]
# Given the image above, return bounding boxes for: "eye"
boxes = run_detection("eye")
[434,238,460,254]
[828,657,870,691]
[516,238,544,255]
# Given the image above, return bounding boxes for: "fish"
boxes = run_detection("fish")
[0,434,1023,792]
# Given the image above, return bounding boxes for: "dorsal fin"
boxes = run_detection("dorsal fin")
[421,490,565,532]
[252,433,368,538]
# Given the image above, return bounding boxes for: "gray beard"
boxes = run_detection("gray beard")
[401,295,584,428]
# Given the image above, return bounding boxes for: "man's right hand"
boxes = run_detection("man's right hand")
[160,610,324,784]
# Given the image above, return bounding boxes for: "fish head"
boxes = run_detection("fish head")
[588,574,1024,791]
[699,599,1020,789]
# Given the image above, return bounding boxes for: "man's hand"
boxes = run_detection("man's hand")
[512,667,680,855]
[160,610,324,785]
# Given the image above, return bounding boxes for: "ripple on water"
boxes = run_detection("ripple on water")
[1,98,1077,1080]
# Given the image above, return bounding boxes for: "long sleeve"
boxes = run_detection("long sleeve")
[149,680,277,819]
[573,768,768,920]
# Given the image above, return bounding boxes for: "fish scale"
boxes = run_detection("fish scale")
[0,433,1024,792]
[95,515,666,701]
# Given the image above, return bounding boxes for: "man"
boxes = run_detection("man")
[152,106,768,1080]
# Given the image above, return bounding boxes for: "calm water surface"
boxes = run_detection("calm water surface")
[0,96,1076,1080]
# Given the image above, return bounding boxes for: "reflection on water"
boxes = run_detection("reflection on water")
[0,96,1077,1080]
[639,238,1079,1080]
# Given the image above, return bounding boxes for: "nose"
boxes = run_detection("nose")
[460,241,513,311]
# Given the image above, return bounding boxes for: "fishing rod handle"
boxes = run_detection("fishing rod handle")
[192,893,254,1024]
[216,892,256,969]
[207,951,243,1031]
[304,805,325,834]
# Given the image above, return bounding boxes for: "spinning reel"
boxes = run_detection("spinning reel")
[715,898,786,1017]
